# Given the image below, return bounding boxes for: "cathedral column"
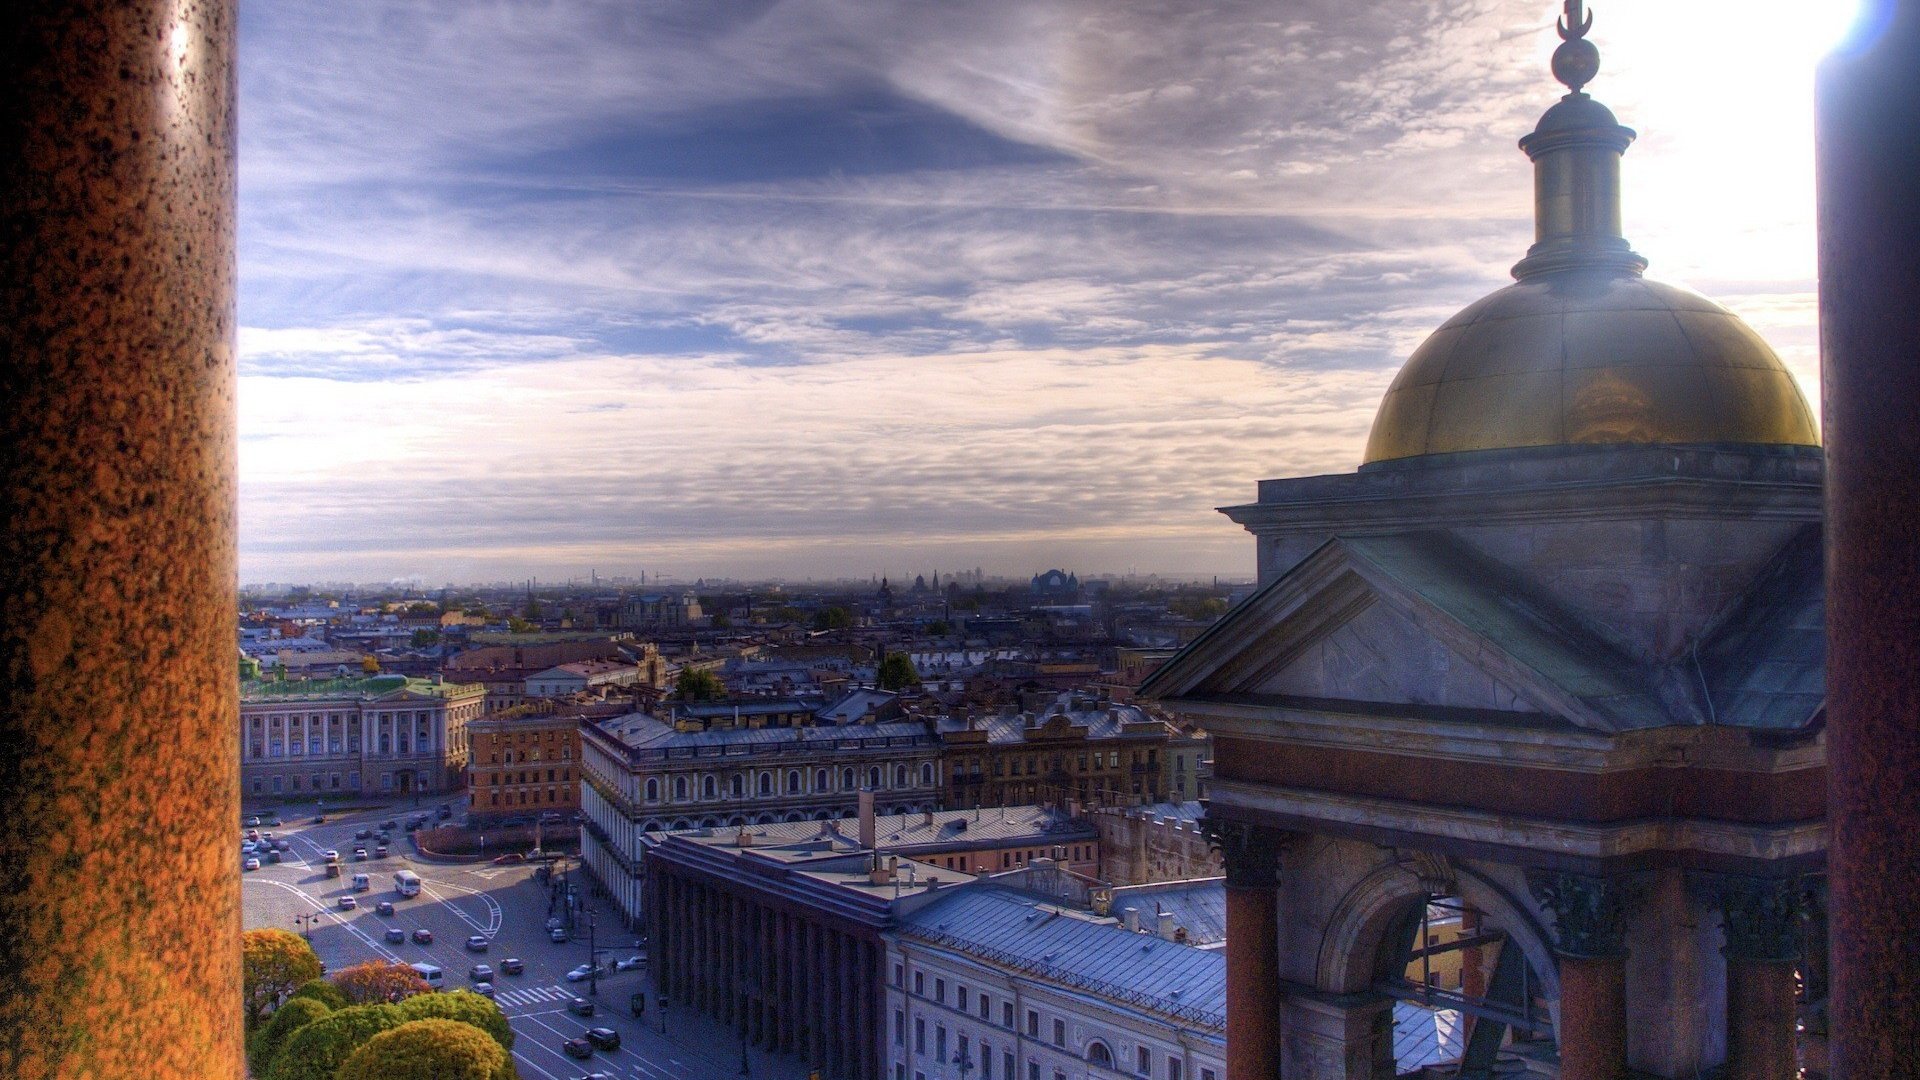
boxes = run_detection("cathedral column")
[1816,7,1920,1077]
[1530,872,1642,1080]
[1702,875,1804,1080]
[1214,820,1286,1080]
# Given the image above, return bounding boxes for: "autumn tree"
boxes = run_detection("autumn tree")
[265,1002,406,1080]
[335,1019,511,1080]
[330,960,432,1005]
[397,989,514,1052]
[243,928,323,1027]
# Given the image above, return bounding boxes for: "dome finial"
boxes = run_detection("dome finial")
[1552,0,1601,94]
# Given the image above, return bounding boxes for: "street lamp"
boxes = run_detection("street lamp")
[292,910,323,940]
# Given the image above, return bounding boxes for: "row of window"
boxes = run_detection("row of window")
[925,845,1091,872]
[641,762,935,804]
[248,710,434,726]
[484,788,569,807]
[246,770,413,794]
[486,746,571,764]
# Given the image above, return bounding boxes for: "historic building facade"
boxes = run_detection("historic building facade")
[935,694,1199,810]
[1143,10,1825,1080]
[466,710,582,820]
[239,674,486,799]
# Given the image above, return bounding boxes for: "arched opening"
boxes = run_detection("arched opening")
[783,811,804,822]
[645,778,659,802]
[1086,1041,1114,1068]
[703,775,716,799]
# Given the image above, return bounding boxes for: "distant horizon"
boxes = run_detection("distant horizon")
[239,1,1851,583]
[239,565,1259,595]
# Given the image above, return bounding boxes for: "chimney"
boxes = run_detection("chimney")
[1158,912,1177,941]
[736,827,752,848]
[1122,907,1140,933]
[922,808,935,828]
[868,851,894,885]
[858,789,876,850]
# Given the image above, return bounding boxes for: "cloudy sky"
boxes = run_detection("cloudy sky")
[237,0,1857,586]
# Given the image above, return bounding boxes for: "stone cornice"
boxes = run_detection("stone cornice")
[1207,778,1826,865]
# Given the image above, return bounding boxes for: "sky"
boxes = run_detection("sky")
[237,0,1861,587]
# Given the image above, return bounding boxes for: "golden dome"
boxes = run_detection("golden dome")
[1362,272,1821,464]
[1359,2,1820,466]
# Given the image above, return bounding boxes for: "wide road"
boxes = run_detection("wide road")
[241,796,810,1080]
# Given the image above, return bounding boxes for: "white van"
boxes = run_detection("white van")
[409,962,443,989]
[350,873,371,892]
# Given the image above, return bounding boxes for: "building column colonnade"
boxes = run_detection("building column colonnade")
[1212,819,1287,1080]
[1528,871,1642,1080]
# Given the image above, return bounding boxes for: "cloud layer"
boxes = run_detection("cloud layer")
[238,0,1834,583]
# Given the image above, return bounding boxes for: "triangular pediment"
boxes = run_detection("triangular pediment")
[1141,534,1667,733]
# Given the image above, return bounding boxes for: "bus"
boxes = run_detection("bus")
[394,870,421,898]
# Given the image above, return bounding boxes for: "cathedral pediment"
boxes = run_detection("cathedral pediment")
[1143,533,1669,734]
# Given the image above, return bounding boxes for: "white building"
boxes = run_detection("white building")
[886,886,1226,1080]
[239,673,486,800]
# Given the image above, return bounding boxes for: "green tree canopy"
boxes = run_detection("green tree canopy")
[925,619,951,637]
[409,628,441,648]
[877,652,920,691]
[266,1002,405,1080]
[396,989,514,1052]
[505,616,533,634]
[674,667,725,701]
[811,606,853,631]
[335,1019,511,1080]
[290,978,350,1010]
[249,995,331,1074]
[243,928,323,1027]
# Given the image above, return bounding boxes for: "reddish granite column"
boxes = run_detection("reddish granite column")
[1529,872,1639,1080]
[1700,873,1804,1080]
[1215,821,1284,1080]
[1818,6,1920,1077]
[0,3,237,1078]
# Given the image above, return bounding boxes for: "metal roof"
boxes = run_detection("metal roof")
[900,887,1226,1029]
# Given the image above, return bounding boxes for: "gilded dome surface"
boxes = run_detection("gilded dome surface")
[1362,272,1820,465]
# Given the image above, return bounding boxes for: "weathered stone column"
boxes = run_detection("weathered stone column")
[1530,872,1640,1080]
[1707,875,1804,1080]
[1817,6,1920,1077]
[1215,820,1285,1080]
[0,3,237,1078]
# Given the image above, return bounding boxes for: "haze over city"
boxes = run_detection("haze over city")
[238,0,1854,584]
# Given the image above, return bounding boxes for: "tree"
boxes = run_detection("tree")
[243,928,323,1027]
[397,989,514,1052]
[506,616,533,634]
[925,619,951,637]
[674,667,725,701]
[330,960,432,1005]
[266,1002,406,1080]
[877,652,920,691]
[360,654,380,674]
[249,995,331,1074]
[710,613,732,629]
[811,606,852,631]
[409,628,441,648]
[290,978,350,1010]
[335,1019,511,1080]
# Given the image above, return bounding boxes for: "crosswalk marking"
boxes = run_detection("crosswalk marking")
[495,983,573,1007]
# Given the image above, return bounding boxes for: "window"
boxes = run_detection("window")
[787,770,801,794]
[936,1026,946,1061]
[895,963,904,987]
[702,775,716,798]
[1087,1043,1114,1068]
[815,768,828,791]
[895,1009,904,1045]
[673,776,687,800]
[957,985,968,1011]
[1168,1057,1182,1080]
[1137,1047,1152,1077]
[895,764,909,787]
[914,972,924,996]
[271,775,282,794]
[731,775,744,797]
[978,993,990,1020]
[842,767,855,789]
[1028,1064,1039,1080]
[1005,1052,1015,1080]
[1052,1019,1064,1047]
[1202,1070,1217,1080]
[935,979,945,1004]
[870,766,883,788]
[759,774,772,796]
[348,771,359,789]
[915,1018,925,1054]
[981,1043,992,1080]
[1003,1002,1013,1028]
[1026,1010,1038,1038]
[921,762,934,785]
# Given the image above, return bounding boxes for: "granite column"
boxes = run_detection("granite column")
[1215,820,1285,1080]
[1530,872,1640,1080]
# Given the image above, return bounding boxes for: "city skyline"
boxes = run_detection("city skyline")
[238,0,1856,583]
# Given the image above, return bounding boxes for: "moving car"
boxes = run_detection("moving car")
[565,964,596,982]
[561,1037,593,1060]
[584,1028,620,1051]
[374,845,389,858]
[613,955,645,972]
[566,997,594,1017]
[549,927,569,943]
[473,982,494,998]
[322,850,339,863]
[244,816,260,827]
[265,851,281,864]
[242,857,260,871]
[311,815,325,824]
[468,964,493,982]
[384,928,405,944]
[465,935,489,953]
[352,848,368,861]
[381,819,398,830]
[336,895,356,910]
[375,901,394,916]
[412,928,433,944]
[499,958,523,976]
[355,828,371,840]
[351,874,371,892]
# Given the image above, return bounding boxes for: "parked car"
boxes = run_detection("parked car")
[465,935,489,953]
[412,928,434,945]
[242,858,260,872]
[437,805,452,819]
[265,851,281,864]
[262,816,281,827]
[375,901,394,916]
[311,815,325,824]
[381,819,398,830]
[244,816,260,827]
[322,850,339,863]
[584,1028,620,1051]
[549,927,569,943]
[384,928,405,944]
[566,997,594,1017]
[499,958,524,976]
[613,955,645,972]
[336,895,356,910]
[490,853,524,865]
[468,964,493,982]
[473,982,494,998]
[374,845,389,858]
[561,1037,593,1060]
[546,917,565,931]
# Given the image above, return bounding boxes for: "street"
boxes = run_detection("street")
[242,797,811,1080]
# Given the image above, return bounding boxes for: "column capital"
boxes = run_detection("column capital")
[1202,813,1297,888]
[1689,872,1811,963]
[1526,870,1646,959]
